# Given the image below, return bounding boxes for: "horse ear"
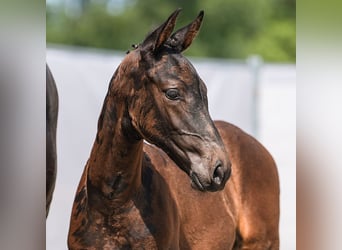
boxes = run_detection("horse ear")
[141,9,181,53]
[166,10,204,53]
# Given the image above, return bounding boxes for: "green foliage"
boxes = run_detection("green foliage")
[47,0,295,62]
[245,19,296,62]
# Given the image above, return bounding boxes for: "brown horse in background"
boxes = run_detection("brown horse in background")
[68,9,279,249]
[46,64,58,217]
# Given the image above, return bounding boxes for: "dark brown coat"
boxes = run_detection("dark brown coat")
[46,64,58,217]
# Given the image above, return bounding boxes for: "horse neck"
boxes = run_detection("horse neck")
[86,88,144,209]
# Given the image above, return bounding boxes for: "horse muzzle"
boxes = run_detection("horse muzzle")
[190,158,231,192]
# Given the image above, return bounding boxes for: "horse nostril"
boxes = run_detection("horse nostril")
[213,161,225,185]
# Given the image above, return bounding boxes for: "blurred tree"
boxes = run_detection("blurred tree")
[47,0,295,62]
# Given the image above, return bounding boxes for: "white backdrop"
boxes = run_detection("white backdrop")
[46,46,295,249]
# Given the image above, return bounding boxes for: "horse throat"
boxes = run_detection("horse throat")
[86,92,144,211]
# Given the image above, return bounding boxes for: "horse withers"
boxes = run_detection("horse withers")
[68,9,279,249]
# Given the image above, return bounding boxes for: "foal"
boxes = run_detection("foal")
[68,9,279,250]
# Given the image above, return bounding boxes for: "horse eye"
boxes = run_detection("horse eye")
[165,89,180,100]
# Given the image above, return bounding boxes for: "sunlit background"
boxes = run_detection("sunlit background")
[46,1,295,249]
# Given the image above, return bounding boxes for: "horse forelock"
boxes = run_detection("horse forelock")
[119,51,142,78]
[110,51,146,95]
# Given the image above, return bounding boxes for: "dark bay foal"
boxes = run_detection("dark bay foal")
[68,9,279,250]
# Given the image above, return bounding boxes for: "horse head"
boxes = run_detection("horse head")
[111,9,231,192]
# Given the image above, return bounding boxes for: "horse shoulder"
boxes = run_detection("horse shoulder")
[215,120,280,249]
[144,144,237,249]
[141,145,181,247]
[214,120,279,194]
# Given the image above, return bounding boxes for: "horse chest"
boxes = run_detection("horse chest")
[71,204,158,250]
[100,203,179,250]
[104,206,158,249]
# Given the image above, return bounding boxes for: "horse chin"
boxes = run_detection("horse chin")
[190,171,206,192]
